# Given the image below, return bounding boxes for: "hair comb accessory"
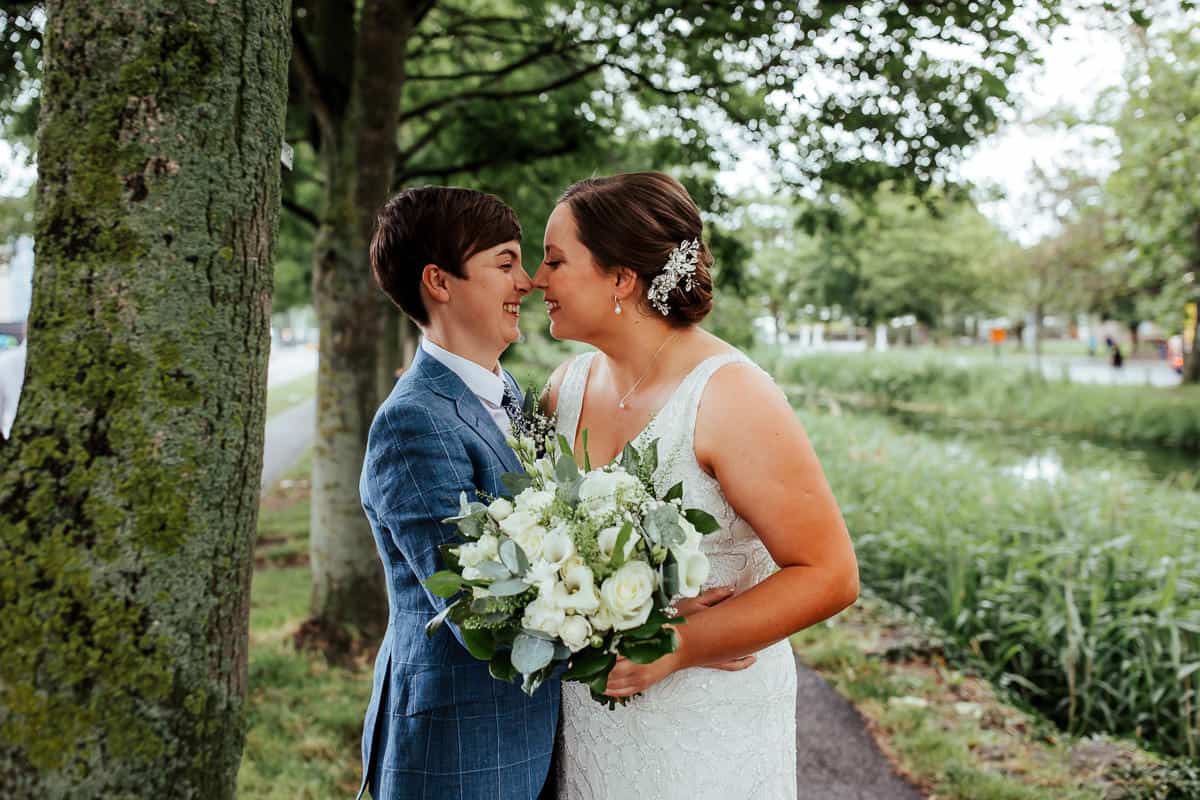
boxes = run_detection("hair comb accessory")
[646,238,700,316]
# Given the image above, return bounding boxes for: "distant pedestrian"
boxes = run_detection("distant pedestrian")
[0,340,28,439]
[1110,342,1124,369]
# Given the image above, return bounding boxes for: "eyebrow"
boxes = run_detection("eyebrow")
[495,247,520,260]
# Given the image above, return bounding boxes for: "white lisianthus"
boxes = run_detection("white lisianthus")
[457,533,499,567]
[525,558,559,589]
[599,561,656,631]
[561,563,600,613]
[596,526,641,563]
[559,615,593,652]
[487,498,514,522]
[462,566,482,581]
[522,582,568,636]
[514,487,555,517]
[578,469,643,518]
[541,526,576,568]
[674,550,710,598]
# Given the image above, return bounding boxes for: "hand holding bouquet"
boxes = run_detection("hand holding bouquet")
[423,424,719,705]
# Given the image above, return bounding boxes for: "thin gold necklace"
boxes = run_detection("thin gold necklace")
[616,331,681,410]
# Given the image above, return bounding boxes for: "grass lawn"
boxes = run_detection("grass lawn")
[239,453,372,799]
[265,371,318,419]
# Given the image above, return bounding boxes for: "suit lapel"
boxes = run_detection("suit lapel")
[412,349,524,476]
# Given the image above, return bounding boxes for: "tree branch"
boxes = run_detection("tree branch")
[290,16,338,146]
[395,140,580,185]
[407,36,573,82]
[283,197,319,228]
[398,61,603,123]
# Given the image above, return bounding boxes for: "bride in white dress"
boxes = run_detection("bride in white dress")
[531,172,859,799]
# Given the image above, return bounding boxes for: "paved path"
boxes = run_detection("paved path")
[794,651,925,798]
[260,398,315,491]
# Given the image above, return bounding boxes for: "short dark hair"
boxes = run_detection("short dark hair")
[559,172,713,327]
[370,187,521,325]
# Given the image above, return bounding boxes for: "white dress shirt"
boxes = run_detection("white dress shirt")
[420,337,511,436]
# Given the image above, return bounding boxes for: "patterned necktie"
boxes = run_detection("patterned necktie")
[501,385,530,439]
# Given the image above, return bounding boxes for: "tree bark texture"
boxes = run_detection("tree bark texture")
[0,2,289,797]
[307,0,422,640]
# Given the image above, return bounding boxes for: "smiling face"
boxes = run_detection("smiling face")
[533,203,622,343]
[438,239,531,359]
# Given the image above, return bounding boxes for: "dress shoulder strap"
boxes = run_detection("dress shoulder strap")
[677,351,762,444]
[554,352,597,445]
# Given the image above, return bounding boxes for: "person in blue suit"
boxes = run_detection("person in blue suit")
[357,187,557,800]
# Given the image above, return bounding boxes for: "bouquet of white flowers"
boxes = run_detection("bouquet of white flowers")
[423,412,719,705]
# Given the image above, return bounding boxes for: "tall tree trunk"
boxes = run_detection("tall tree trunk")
[0,2,289,797]
[1184,298,1200,385]
[306,0,419,644]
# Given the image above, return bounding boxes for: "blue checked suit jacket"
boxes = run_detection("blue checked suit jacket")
[357,348,559,800]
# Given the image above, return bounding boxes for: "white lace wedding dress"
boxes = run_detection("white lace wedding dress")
[554,351,797,800]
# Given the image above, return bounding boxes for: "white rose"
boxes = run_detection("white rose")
[578,470,643,517]
[499,511,546,561]
[596,525,641,563]
[541,526,576,568]
[599,561,656,631]
[514,487,555,517]
[457,533,499,568]
[561,563,600,613]
[559,615,593,652]
[674,551,710,599]
[487,498,514,521]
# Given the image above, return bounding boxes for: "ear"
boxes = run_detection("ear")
[421,264,451,305]
[612,266,640,301]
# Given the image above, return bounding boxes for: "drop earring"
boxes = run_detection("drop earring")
[614,296,622,315]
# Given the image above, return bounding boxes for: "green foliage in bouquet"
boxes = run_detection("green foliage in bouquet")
[423,430,720,706]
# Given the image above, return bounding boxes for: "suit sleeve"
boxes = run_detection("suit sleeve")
[362,401,480,650]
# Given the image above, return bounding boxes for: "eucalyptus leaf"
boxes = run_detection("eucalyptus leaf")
[423,570,463,598]
[522,668,547,697]
[555,453,579,485]
[644,505,683,547]
[553,643,572,661]
[499,538,529,576]
[488,577,531,597]
[424,598,460,638]
[501,471,533,495]
[511,632,556,674]
[474,560,511,580]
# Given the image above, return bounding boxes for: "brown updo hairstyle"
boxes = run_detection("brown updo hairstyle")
[558,172,714,327]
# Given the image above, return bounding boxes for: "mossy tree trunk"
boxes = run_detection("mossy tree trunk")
[300,0,426,644]
[0,2,289,797]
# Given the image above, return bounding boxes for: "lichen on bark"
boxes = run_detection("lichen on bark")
[0,2,290,797]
